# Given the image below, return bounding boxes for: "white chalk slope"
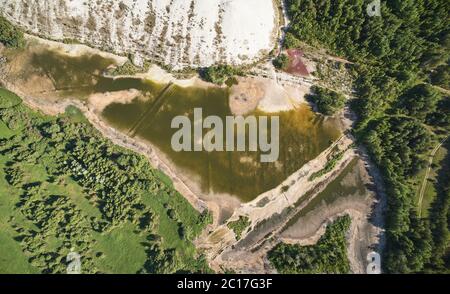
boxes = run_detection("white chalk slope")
[1,0,277,69]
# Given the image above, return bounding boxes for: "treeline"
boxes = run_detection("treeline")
[0,91,211,273]
[284,0,449,272]
[363,116,433,272]
[268,215,351,274]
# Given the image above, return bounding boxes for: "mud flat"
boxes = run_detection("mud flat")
[229,76,309,115]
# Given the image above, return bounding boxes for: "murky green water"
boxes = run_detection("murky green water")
[4,45,341,202]
[102,87,340,201]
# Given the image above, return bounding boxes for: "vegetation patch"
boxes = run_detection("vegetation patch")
[227,216,251,240]
[200,65,243,85]
[0,88,22,109]
[272,54,289,70]
[306,86,346,116]
[0,16,25,48]
[108,59,151,76]
[309,149,345,181]
[268,215,351,274]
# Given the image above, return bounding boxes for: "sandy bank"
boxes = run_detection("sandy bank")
[229,76,310,115]
[88,89,141,112]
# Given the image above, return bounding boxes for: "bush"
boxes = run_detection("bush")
[200,65,241,85]
[0,16,24,48]
[272,54,290,70]
[227,216,250,240]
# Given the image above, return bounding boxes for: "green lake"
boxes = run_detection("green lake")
[4,45,341,202]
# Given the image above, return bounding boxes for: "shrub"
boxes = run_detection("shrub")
[273,54,290,70]
[227,216,250,240]
[200,65,241,85]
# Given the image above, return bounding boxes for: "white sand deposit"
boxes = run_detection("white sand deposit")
[1,0,277,70]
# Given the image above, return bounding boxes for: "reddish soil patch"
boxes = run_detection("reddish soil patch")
[286,49,309,76]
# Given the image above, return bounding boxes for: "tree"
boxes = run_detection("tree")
[272,54,290,70]
[268,215,351,274]
[430,64,450,89]
[397,84,441,121]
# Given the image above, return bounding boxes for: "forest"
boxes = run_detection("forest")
[0,89,211,273]
[284,0,449,273]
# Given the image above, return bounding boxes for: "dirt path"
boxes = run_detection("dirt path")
[417,137,448,217]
